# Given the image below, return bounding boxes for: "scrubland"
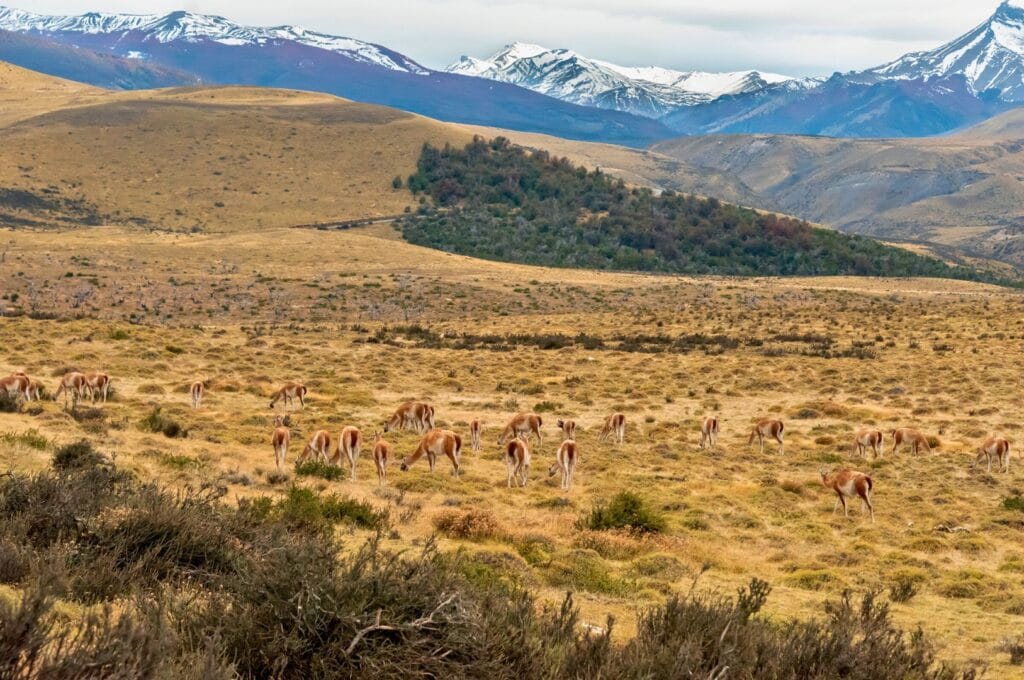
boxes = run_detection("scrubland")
[1,223,1023,674]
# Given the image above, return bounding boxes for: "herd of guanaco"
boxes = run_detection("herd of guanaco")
[1,370,1016,523]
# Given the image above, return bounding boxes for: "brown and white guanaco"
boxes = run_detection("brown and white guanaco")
[820,468,874,522]
[548,439,579,491]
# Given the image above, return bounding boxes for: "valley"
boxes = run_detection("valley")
[2,220,1023,674]
[2,43,1024,673]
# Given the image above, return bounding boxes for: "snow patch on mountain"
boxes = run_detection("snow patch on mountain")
[0,5,428,74]
[447,42,800,117]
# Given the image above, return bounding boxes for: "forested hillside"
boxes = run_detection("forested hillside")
[400,137,999,281]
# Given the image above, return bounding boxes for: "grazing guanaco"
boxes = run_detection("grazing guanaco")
[333,426,362,481]
[548,439,579,491]
[190,380,205,409]
[384,401,435,433]
[0,374,29,402]
[556,418,577,441]
[699,416,719,449]
[820,469,874,522]
[748,419,784,455]
[10,372,36,401]
[53,372,87,409]
[854,428,883,458]
[890,428,931,456]
[372,431,391,487]
[271,416,290,471]
[497,413,543,448]
[505,436,531,488]
[84,372,110,403]
[469,419,483,452]
[598,413,626,444]
[269,382,307,409]
[400,429,462,478]
[297,430,332,465]
[973,437,1011,473]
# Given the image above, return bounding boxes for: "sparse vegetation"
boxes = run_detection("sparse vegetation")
[0,456,977,678]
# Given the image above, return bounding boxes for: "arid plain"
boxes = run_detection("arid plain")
[3,62,1024,675]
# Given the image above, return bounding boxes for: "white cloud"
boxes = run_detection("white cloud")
[18,0,1004,75]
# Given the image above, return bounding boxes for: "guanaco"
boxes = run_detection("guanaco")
[820,468,874,522]
[548,439,579,491]
[505,436,531,488]
[749,419,784,454]
[598,413,626,445]
[401,429,462,478]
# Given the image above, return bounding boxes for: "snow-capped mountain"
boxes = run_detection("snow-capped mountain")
[447,43,798,118]
[0,5,673,147]
[0,5,427,74]
[864,0,1024,101]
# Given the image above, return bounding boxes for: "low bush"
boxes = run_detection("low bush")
[0,429,49,450]
[139,407,186,439]
[268,486,388,532]
[0,391,19,413]
[578,492,667,534]
[294,459,345,481]
[432,508,503,541]
[0,446,976,678]
[52,439,106,470]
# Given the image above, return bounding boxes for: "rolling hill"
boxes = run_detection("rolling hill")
[652,108,1024,266]
[0,62,478,231]
[398,136,998,281]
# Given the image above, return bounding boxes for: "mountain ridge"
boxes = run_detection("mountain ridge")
[0,5,672,147]
[447,42,801,118]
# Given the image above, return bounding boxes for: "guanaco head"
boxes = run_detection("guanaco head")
[273,415,284,428]
[819,468,831,485]
[373,430,383,442]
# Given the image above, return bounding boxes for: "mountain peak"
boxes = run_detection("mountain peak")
[446,42,797,118]
[0,4,429,74]
[866,1,1024,100]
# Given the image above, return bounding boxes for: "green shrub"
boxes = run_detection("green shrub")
[578,492,667,534]
[52,440,106,471]
[294,459,345,481]
[270,486,388,532]
[1003,494,1024,513]
[139,407,186,439]
[0,429,49,451]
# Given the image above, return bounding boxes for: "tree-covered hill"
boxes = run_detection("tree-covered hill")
[399,137,1002,282]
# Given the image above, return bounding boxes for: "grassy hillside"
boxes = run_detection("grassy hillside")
[400,137,1000,281]
[651,112,1024,267]
[0,63,474,231]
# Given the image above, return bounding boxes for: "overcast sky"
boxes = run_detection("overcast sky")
[23,1,1005,76]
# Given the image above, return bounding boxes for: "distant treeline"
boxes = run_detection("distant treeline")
[400,137,1003,282]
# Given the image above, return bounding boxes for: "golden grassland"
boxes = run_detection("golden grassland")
[0,62,474,231]
[2,224,1024,674]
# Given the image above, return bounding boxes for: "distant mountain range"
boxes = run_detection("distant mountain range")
[452,2,1024,137]
[0,7,671,147]
[446,42,806,118]
[2,2,1024,140]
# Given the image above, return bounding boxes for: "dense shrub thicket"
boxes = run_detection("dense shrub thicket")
[401,137,997,282]
[0,443,974,678]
